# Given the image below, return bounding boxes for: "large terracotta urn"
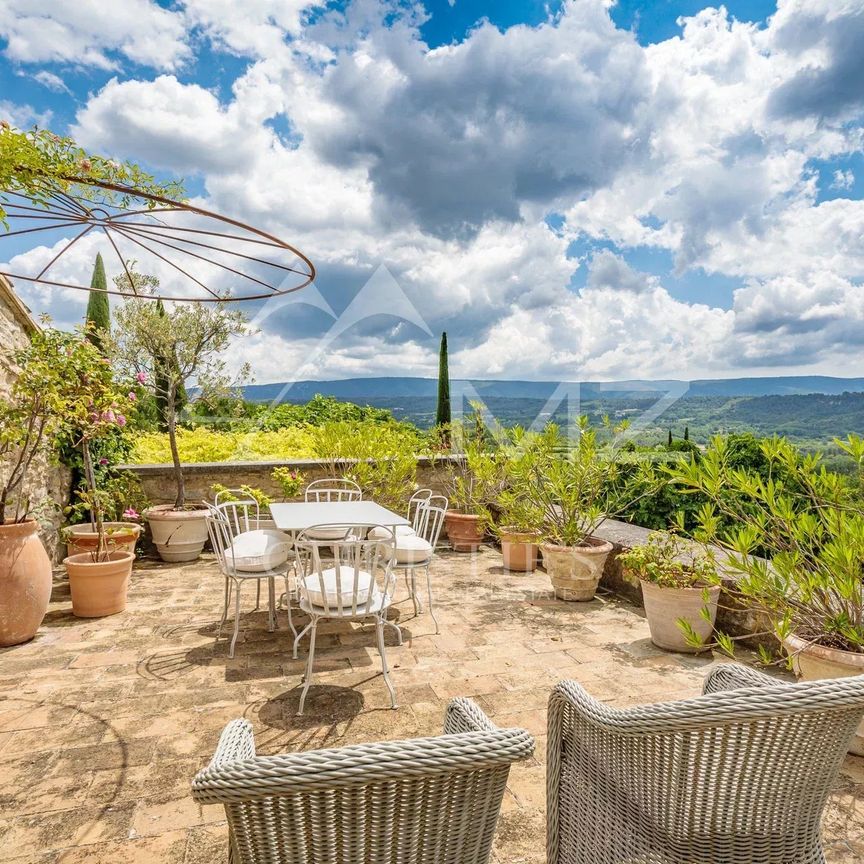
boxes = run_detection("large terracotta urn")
[541,537,613,601]
[0,520,53,646]
[784,633,864,755]
[444,512,483,552]
[640,580,721,653]
[145,505,209,562]
[65,521,141,557]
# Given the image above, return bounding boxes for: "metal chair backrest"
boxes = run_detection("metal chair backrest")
[213,499,260,537]
[193,699,535,864]
[295,524,396,616]
[206,505,237,575]
[407,488,433,530]
[304,478,362,502]
[416,496,448,548]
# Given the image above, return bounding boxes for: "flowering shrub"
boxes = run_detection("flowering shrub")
[271,467,304,500]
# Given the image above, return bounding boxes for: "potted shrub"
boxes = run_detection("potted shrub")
[618,531,720,652]
[272,466,305,501]
[524,419,658,601]
[494,428,548,572]
[61,340,137,618]
[670,433,864,752]
[112,272,249,562]
[0,326,96,645]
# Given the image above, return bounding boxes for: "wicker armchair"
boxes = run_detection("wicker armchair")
[547,662,864,864]
[193,698,535,864]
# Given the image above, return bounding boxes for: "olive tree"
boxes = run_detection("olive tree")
[111,274,250,509]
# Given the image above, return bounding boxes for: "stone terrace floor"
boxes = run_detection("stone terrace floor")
[2,547,864,863]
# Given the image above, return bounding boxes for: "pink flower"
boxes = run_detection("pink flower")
[98,457,109,466]
[123,508,140,521]
[135,372,147,384]
[128,391,137,402]
[116,414,127,427]
[102,410,116,423]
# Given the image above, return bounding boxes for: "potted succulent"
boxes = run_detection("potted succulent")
[61,340,137,618]
[670,433,864,752]
[524,419,658,601]
[112,272,249,562]
[0,326,95,645]
[618,530,720,652]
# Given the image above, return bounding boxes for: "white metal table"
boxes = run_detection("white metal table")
[269,500,409,533]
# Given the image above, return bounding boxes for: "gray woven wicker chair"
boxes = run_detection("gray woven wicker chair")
[192,698,535,864]
[547,662,864,864]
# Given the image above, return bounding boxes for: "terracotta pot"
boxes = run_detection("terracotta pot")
[541,538,613,601]
[145,505,209,562]
[444,512,483,552]
[65,522,141,557]
[64,551,134,618]
[0,520,53,647]
[500,528,540,572]
[784,633,864,756]
[640,579,721,653]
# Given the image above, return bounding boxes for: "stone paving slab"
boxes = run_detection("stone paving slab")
[1,547,863,862]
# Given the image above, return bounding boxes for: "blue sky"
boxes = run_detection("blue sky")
[1,0,863,382]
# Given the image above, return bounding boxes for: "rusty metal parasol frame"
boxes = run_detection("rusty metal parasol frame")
[0,177,315,302]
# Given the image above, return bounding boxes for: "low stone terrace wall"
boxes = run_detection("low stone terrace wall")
[118,455,461,506]
[120,456,767,646]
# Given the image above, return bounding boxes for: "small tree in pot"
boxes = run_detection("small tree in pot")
[60,338,137,617]
[524,419,659,601]
[112,271,250,562]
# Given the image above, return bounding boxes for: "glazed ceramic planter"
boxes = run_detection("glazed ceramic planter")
[145,505,209,562]
[0,520,52,646]
[500,528,540,572]
[639,579,721,653]
[784,633,864,756]
[65,521,141,557]
[444,512,483,552]
[64,550,134,618]
[541,538,613,601]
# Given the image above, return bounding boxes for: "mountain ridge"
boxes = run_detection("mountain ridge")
[241,375,864,403]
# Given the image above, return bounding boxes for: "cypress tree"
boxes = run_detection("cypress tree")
[84,253,110,352]
[667,429,673,447]
[684,426,689,442]
[435,332,451,429]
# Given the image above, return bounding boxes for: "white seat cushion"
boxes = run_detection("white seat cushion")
[304,526,357,541]
[369,524,415,540]
[302,567,375,608]
[393,535,433,564]
[226,530,291,572]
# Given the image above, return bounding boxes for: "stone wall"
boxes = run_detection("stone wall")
[119,455,460,506]
[0,276,73,560]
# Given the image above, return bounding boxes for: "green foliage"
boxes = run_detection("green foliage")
[312,421,423,510]
[210,483,272,509]
[0,324,130,524]
[0,123,184,225]
[617,530,718,589]
[84,254,110,353]
[668,433,864,654]
[520,419,661,547]
[436,332,451,430]
[111,271,250,508]
[271,466,305,500]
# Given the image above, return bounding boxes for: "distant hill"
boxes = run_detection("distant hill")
[241,375,864,403]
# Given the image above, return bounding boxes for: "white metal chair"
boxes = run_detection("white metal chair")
[389,495,448,633]
[206,504,291,658]
[304,478,362,502]
[369,488,432,543]
[292,524,399,715]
